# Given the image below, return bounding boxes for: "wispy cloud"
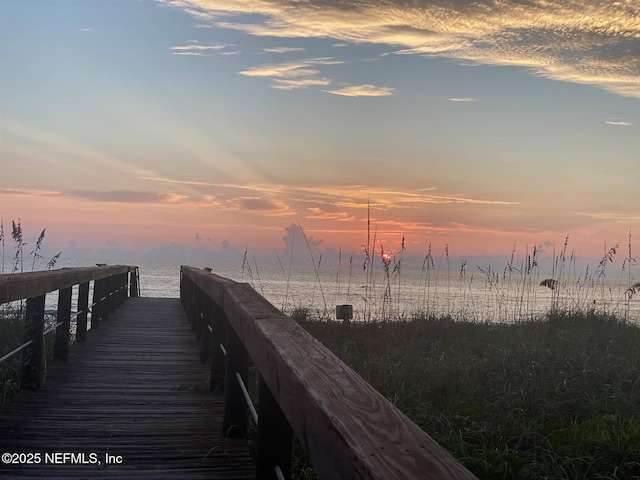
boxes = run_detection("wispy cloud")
[160,0,640,98]
[81,27,92,32]
[262,47,306,54]
[239,57,342,89]
[325,84,394,97]
[448,97,476,102]
[272,78,332,90]
[239,57,342,77]
[0,188,187,205]
[605,120,633,127]
[230,197,293,216]
[170,43,232,56]
[139,175,518,209]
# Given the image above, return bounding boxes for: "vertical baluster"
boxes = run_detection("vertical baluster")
[23,294,46,389]
[77,282,89,343]
[256,374,293,480]
[223,324,249,438]
[54,286,72,361]
[210,302,226,392]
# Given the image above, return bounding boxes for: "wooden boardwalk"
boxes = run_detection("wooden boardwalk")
[0,297,255,479]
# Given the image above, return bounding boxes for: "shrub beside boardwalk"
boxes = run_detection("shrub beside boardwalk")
[295,311,640,479]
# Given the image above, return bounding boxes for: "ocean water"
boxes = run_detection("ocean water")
[137,262,640,324]
[14,261,638,325]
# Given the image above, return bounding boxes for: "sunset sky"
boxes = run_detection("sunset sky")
[1,0,638,267]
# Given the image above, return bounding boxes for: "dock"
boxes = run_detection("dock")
[0,296,254,479]
[0,265,477,479]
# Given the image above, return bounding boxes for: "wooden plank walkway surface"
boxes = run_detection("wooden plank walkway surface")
[0,297,255,479]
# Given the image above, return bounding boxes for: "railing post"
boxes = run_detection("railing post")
[189,284,199,332]
[199,295,212,363]
[210,302,226,392]
[223,324,249,438]
[121,272,127,305]
[130,268,139,298]
[23,295,46,389]
[256,374,293,480]
[184,277,193,325]
[77,281,89,343]
[196,288,205,341]
[180,268,186,308]
[54,286,72,361]
[115,273,125,308]
[106,275,116,315]
[91,279,102,330]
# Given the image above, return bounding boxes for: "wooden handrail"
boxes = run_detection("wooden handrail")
[0,265,139,390]
[180,265,477,480]
[0,265,136,304]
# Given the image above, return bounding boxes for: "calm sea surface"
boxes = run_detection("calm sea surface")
[27,261,638,324]
[137,262,640,324]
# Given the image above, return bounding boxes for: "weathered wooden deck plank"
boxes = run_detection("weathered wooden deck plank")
[0,297,254,479]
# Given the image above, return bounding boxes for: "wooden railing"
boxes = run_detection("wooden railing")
[0,265,139,390]
[180,266,478,480]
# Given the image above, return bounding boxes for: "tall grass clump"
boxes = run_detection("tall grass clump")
[296,312,640,479]
[0,219,62,406]
[0,308,26,406]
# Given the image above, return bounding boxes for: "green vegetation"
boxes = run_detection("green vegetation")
[295,311,640,479]
[0,309,25,406]
[1,219,62,406]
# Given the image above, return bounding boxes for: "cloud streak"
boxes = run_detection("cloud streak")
[605,120,633,127]
[239,57,342,89]
[262,46,306,53]
[0,188,189,205]
[161,0,640,98]
[170,43,232,56]
[325,84,394,97]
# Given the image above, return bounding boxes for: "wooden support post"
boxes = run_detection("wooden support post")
[77,281,89,343]
[189,284,198,332]
[256,374,293,480]
[54,286,72,361]
[223,325,249,438]
[106,275,116,315]
[124,271,131,301]
[115,273,124,308]
[195,288,204,341]
[210,302,226,392]
[121,272,127,305]
[180,268,185,308]
[102,278,110,322]
[184,277,192,324]
[23,294,46,390]
[76,282,89,343]
[199,296,212,363]
[130,268,139,298]
[91,279,102,330]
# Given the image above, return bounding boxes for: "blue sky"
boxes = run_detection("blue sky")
[1,0,638,266]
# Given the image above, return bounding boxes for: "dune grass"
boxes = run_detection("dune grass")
[294,310,640,479]
[0,307,26,406]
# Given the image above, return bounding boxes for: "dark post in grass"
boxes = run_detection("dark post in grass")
[54,286,72,361]
[23,294,46,389]
[77,281,89,343]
